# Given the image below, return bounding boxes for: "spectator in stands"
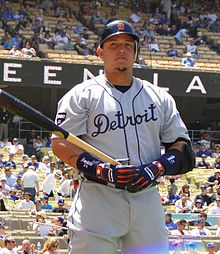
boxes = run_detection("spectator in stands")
[27,155,39,169]
[19,192,35,209]
[211,185,220,202]
[42,162,56,197]
[166,43,179,57]
[191,219,211,236]
[0,108,10,141]
[65,37,74,51]
[179,184,191,197]
[170,219,190,236]
[26,130,37,156]
[31,199,42,215]
[21,166,39,202]
[0,154,6,169]
[206,242,217,254]
[40,156,51,175]
[188,212,212,226]
[213,155,220,169]
[9,138,24,155]
[206,169,220,188]
[33,136,43,162]
[212,146,220,158]
[9,45,22,57]
[199,132,211,149]
[1,237,17,254]
[17,239,37,254]
[208,197,220,214]
[196,154,211,169]
[185,39,199,57]
[195,185,212,206]
[73,22,84,34]
[4,166,16,187]
[41,196,52,211]
[5,153,16,169]
[165,212,177,230]
[207,9,218,23]
[18,154,28,167]
[19,37,28,49]
[21,41,36,57]
[33,211,52,236]
[0,176,11,197]
[192,199,208,213]
[148,38,160,52]
[209,18,220,33]
[52,198,69,214]
[194,32,206,46]
[0,138,12,151]
[53,31,68,50]
[42,238,59,254]
[142,25,155,42]
[13,175,23,191]
[182,52,196,67]
[49,216,67,237]
[3,36,15,50]
[174,27,188,45]
[130,10,141,23]
[8,187,19,202]
[155,23,169,36]
[12,33,22,47]
[196,144,212,157]
[167,178,178,194]
[161,186,180,205]
[175,193,193,213]
[57,177,74,198]
[0,222,9,240]
[136,57,148,69]
[161,0,172,19]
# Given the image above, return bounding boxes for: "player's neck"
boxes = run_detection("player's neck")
[105,72,133,86]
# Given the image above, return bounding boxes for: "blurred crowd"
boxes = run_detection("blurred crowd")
[0,0,219,64]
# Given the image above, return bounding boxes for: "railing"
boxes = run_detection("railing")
[9,120,220,146]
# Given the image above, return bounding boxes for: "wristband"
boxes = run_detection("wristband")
[157,149,183,175]
[76,152,102,175]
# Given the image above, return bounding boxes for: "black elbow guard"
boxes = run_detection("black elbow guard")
[158,143,195,176]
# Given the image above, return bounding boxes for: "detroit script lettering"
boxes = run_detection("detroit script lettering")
[92,104,157,137]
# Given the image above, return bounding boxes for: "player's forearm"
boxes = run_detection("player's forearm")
[157,141,195,176]
[52,138,84,168]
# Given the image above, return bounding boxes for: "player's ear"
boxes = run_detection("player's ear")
[96,47,104,59]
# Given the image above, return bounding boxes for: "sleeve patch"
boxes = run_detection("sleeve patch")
[56,112,66,125]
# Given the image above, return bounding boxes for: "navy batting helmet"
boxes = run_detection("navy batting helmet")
[100,20,139,47]
[99,20,140,61]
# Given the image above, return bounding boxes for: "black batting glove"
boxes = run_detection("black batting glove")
[96,163,139,188]
[76,152,138,189]
[126,161,164,192]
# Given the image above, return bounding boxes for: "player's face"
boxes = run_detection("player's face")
[100,34,136,73]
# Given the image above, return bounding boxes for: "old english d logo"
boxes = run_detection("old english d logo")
[117,22,124,31]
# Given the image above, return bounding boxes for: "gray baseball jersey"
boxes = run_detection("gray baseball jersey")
[55,74,189,165]
[54,74,189,254]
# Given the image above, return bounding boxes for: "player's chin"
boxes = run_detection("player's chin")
[115,66,128,72]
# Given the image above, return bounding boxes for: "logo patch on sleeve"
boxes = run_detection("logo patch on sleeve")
[56,112,66,125]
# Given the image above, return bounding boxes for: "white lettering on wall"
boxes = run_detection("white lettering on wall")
[44,66,62,85]
[153,73,169,92]
[3,63,22,82]
[186,75,207,94]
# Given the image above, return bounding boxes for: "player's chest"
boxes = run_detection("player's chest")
[88,92,162,136]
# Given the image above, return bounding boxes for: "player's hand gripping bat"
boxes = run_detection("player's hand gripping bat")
[0,89,120,166]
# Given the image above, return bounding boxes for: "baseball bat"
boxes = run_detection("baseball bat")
[0,89,120,165]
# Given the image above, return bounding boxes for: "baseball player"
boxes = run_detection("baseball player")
[52,20,195,254]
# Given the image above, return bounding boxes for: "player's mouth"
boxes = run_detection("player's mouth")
[115,55,128,61]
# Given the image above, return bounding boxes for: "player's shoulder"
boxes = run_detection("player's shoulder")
[62,74,107,98]
[72,74,106,91]
[135,77,173,101]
